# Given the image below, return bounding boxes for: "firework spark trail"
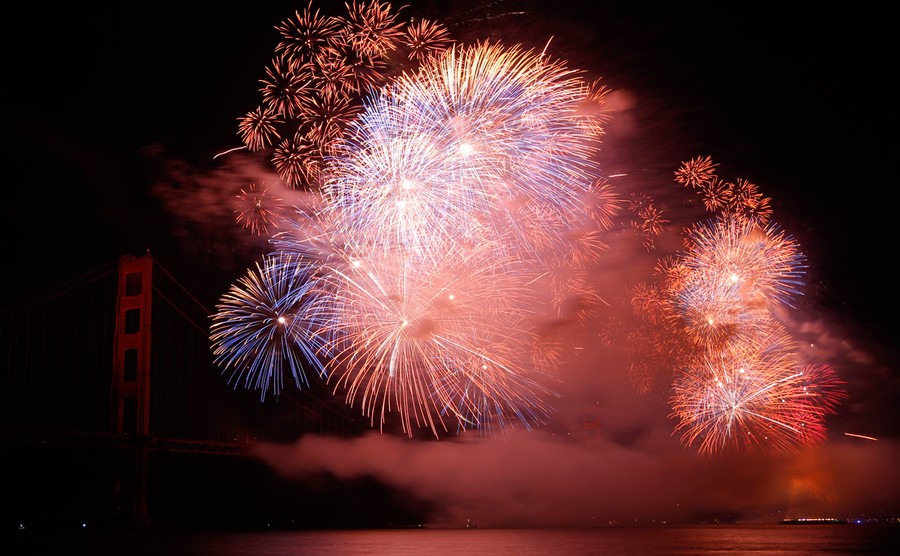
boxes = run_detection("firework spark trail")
[844,433,879,441]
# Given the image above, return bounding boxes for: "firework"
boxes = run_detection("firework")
[727,177,772,223]
[626,192,667,251]
[272,134,323,189]
[674,155,718,189]
[210,254,327,400]
[339,0,406,60]
[648,171,839,454]
[670,324,846,455]
[260,53,310,120]
[323,40,609,261]
[308,239,555,436]
[583,178,621,231]
[678,216,807,312]
[299,89,361,152]
[696,177,732,214]
[676,157,773,222]
[237,105,282,152]
[274,2,340,61]
[229,1,458,190]
[612,162,845,457]
[404,18,454,62]
[234,183,283,236]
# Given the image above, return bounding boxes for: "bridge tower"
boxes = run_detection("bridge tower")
[581,403,602,449]
[111,253,154,527]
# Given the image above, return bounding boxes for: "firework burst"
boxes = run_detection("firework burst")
[678,216,807,312]
[275,2,339,61]
[237,106,282,152]
[210,254,327,400]
[404,18,454,62]
[308,240,555,436]
[234,182,284,236]
[670,324,846,455]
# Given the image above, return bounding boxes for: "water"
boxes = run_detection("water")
[8,524,899,555]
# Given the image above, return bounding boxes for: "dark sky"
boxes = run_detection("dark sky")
[2,1,897,527]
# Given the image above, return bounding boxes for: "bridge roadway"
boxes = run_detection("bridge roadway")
[0,427,254,456]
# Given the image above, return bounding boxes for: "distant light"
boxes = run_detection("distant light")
[459,143,474,156]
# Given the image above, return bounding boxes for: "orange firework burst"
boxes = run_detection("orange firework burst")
[676,156,774,222]
[675,155,718,189]
[275,2,340,60]
[340,0,406,59]
[237,105,282,152]
[235,183,283,236]
[404,18,454,61]
[228,1,456,191]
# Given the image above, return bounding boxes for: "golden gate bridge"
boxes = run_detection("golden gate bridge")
[0,253,368,529]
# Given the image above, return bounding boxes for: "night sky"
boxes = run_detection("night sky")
[2,1,897,528]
